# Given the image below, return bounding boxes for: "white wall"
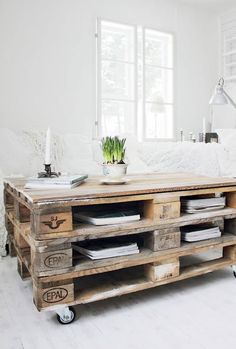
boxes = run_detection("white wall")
[0,0,219,139]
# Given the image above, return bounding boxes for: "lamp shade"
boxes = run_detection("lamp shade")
[209,85,228,105]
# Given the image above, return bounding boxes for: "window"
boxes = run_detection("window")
[97,20,174,140]
[221,15,236,83]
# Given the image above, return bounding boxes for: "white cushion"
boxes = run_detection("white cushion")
[215,129,236,177]
[215,129,236,148]
[125,136,151,174]
[139,141,221,177]
[60,134,100,175]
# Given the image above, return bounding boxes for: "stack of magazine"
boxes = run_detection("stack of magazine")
[181,225,221,242]
[181,196,225,213]
[24,174,88,189]
[75,209,140,226]
[73,242,139,260]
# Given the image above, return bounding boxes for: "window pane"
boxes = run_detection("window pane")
[101,100,135,136]
[145,66,173,103]
[102,61,134,100]
[101,21,134,62]
[145,103,173,139]
[145,29,173,68]
[98,21,174,140]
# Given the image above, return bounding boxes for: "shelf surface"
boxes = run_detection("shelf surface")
[8,206,236,243]
[73,257,233,305]
[35,207,236,241]
[35,233,236,280]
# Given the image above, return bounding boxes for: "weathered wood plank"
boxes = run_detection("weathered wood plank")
[33,281,74,310]
[17,256,31,280]
[227,192,236,208]
[14,226,29,250]
[3,187,14,211]
[73,257,233,305]
[32,207,236,241]
[223,244,236,261]
[4,173,236,207]
[31,208,73,236]
[145,258,180,281]
[8,236,17,257]
[14,199,30,223]
[7,203,236,244]
[31,247,73,274]
[33,234,236,280]
[144,228,181,251]
[5,214,14,235]
[144,200,180,220]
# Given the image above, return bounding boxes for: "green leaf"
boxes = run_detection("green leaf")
[100,136,126,164]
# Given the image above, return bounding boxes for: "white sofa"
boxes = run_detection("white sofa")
[1,128,235,256]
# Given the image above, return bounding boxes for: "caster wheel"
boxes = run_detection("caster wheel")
[233,271,236,278]
[56,306,76,325]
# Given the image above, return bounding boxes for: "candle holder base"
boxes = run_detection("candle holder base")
[38,164,60,178]
[199,133,204,142]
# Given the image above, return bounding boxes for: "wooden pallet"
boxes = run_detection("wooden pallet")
[4,173,236,315]
[12,230,236,310]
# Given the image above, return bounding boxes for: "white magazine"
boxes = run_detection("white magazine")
[75,210,140,226]
[73,242,139,260]
[181,226,221,242]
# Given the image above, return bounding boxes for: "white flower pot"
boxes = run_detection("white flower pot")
[102,164,128,179]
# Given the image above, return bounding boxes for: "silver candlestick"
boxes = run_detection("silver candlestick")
[38,164,60,178]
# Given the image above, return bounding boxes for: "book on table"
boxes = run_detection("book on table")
[24,174,88,189]
[74,209,141,226]
[181,225,221,242]
[73,241,139,260]
[181,196,225,213]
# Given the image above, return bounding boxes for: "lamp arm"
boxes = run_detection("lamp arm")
[223,90,236,109]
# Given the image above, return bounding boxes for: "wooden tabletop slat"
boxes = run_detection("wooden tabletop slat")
[4,173,236,205]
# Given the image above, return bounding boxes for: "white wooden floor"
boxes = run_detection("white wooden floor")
[1,255,236,349]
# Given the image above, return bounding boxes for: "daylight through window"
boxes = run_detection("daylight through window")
[97,20,174,140]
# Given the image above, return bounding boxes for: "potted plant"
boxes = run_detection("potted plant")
[101,136,127,178]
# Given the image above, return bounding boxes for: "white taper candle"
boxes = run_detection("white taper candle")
[45,127,51,165]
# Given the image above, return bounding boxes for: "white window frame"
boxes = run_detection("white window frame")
[95,18,175,141]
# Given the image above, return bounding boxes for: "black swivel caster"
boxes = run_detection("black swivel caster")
[233,271,236,278]
[56,306,76,325]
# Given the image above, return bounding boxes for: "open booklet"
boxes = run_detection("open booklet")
[73,242,139,260]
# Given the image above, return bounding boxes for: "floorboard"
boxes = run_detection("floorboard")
[1,255,236,349]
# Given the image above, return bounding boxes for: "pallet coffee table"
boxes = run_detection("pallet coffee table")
[4,173,236,324]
